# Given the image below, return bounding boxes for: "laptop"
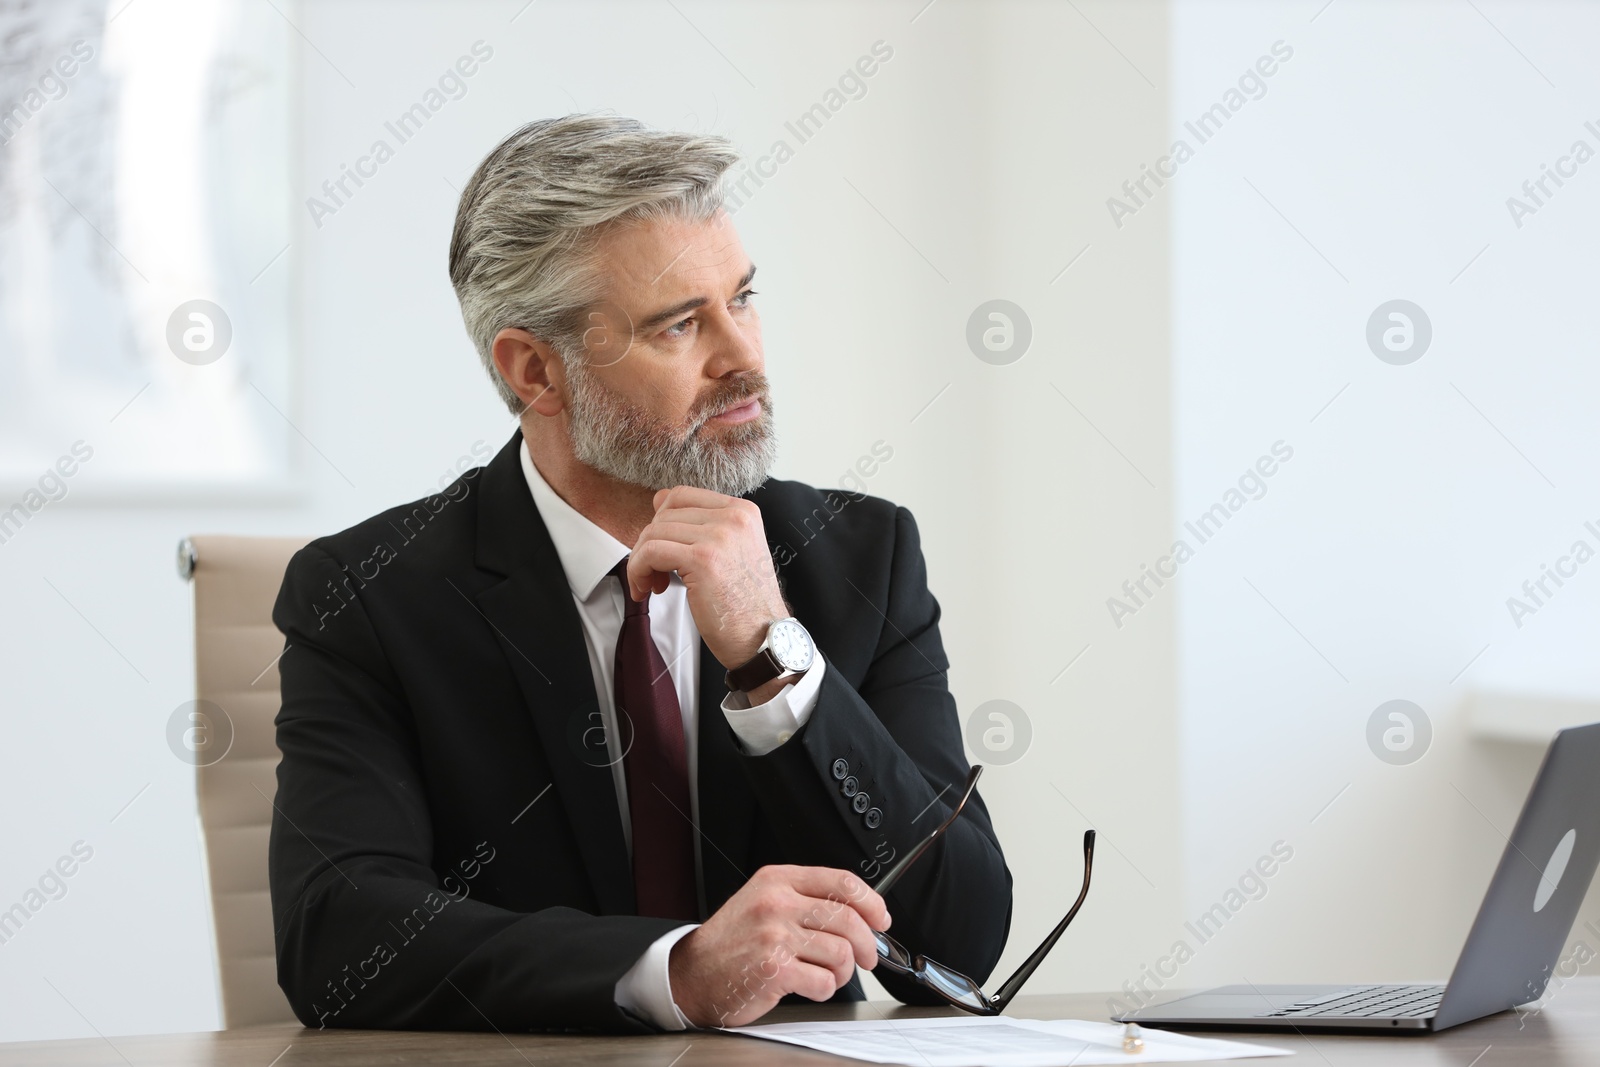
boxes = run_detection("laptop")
[1115,720,1600,1034]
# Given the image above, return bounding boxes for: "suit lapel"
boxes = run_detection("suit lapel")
[473,433,634,916]
[696,640,758,912]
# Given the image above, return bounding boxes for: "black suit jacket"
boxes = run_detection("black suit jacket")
[268,432,1011,1032]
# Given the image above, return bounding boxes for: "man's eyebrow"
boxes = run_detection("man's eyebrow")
[635,263,758,332]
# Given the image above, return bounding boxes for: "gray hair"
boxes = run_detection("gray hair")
[449,113,742,413]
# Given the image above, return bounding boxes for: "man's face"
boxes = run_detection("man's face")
[560,211,776,498]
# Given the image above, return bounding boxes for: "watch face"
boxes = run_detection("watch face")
[768,618,815,672]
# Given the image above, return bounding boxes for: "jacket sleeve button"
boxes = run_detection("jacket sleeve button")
[832,759,849,780]
[852,792,870,814]
[864,807,882,829]
[841,775,859,797]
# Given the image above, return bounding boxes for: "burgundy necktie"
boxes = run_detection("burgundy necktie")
[610,559,698,920]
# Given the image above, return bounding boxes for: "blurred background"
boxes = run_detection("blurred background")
[3,0,1599,1043]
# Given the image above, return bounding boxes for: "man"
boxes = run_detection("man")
[269,113,1011,1033]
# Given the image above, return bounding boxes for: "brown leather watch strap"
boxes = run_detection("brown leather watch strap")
[724,647,782,693]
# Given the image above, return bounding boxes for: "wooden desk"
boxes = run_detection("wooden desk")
[4,981,1596,1065]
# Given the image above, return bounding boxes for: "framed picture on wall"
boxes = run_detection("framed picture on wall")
[0,0,295,501]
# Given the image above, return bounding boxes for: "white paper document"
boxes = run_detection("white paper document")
[729,1015,1292,1066]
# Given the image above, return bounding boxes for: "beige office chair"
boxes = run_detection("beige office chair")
[179,534,309,1027]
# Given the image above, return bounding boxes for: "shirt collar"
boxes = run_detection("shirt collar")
[520,439,630,602]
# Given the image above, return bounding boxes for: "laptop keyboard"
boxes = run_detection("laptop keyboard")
[1257,984,1445,1019]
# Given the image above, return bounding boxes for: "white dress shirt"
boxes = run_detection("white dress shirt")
[519,442,824,1029]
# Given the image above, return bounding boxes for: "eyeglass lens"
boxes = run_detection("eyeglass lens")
[873,931,911,970]
[874,931,988,1012]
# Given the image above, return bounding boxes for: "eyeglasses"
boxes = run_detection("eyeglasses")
[870,766,1096,1016]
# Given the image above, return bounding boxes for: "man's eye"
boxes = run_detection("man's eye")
[663,290,756,338]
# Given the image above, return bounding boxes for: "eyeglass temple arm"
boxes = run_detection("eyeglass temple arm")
[873,766,983,896]
[988,829,1096,1013]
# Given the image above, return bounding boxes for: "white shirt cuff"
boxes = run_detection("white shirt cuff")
[720,656,825,756]
[614,923,699,1030]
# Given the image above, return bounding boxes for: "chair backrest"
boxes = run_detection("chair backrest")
[179,534,309,1027]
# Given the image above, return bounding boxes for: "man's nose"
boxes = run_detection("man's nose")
[705,307,762,376]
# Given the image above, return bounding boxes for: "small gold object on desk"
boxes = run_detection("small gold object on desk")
[1121,1021,1145,1053]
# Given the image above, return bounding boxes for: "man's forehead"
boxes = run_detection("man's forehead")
[599,213,749,298]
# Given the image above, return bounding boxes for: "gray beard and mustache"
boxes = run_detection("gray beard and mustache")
[561,359,778,498]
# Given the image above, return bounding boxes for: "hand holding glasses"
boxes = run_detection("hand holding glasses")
[870,766,1096,1016]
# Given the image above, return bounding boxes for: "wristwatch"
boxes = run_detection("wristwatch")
[724,617,816,693]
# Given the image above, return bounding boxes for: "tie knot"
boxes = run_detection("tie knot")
[610,558,649,617]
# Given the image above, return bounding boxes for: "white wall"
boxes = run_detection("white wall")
[969,0,1182,1004]
[1168,0,1600,996]
[3,0,1596,1046]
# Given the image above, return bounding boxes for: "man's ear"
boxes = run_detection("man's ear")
[491,328,566,417]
